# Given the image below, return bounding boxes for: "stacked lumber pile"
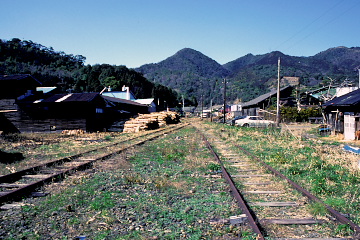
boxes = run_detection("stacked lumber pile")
[61,129,85,135]
[123,111,180,133]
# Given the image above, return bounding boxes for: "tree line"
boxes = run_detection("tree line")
[0,38,186,108]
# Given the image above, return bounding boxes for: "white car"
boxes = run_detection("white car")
[235,116,275,127]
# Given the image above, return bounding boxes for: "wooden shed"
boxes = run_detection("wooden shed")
[322,88,360,140]
[239,86,294,116]
[0,74,42,133]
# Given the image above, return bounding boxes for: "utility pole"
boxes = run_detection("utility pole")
[201,95,203,120]
[210,99,213,122]
[276,57,281,127]
[223,78,227,124]
[182,95,185,117]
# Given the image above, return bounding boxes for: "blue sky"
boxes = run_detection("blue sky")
[2,0,359,68]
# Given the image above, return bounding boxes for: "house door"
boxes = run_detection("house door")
[344,113,355,140]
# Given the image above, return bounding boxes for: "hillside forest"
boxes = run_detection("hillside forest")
[137,47,360,106]
[2,38,360,108]
[0,38,186,108]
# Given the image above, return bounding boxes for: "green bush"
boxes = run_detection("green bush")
[280,106,322,122]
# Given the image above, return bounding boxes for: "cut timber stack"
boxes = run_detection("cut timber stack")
[123,111,180,133]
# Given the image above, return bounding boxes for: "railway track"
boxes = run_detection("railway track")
[194,122,360,239]
[0,123,187,208]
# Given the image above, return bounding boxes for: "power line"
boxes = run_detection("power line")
[275,0,346,51]
[285,0,360,53]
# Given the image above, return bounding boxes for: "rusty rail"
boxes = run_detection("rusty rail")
[0,123,187,205]
[201,134,265,240]
[237,145,360,237]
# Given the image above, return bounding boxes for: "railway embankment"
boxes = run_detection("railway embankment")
[0,119,359,239]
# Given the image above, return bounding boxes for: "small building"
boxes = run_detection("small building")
[0,76,150,133]
[322,88,360,140]
[16,92,149,132]
[0,74,43,133]
[101,85,156,112]
[16,92,108,132]
[0,74,42,99]
[281,76,300,86]
[239,86,294,117]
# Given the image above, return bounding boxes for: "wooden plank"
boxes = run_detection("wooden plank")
[251,202,298,207]
[0,183,27,188]
[243,182,272,185]
[0,203,26,210]
[0,110,17,113]
[0,191,12,196]
[232,174,271,178]
[261,218,324,225]
[230,164,251,167]
[244,190,282,194]
[23,174,54,179]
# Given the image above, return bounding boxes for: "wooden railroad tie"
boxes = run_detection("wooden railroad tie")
[250,202,298,207]
[261,218,325,225]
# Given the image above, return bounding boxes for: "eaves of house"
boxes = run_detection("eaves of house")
[241,86,292,108]
[322,88,360,107]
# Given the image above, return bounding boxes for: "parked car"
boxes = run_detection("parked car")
[227,115,246,126]
[235,116,275,127]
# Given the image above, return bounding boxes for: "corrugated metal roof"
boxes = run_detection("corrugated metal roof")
[0,74,42,85]
[242,86,291,107]
[0,74,31,81]
[42,93,99,103]
[135,98,154,105]
[36,87,57,94]
[102,95,147,106]
[323,88,360,107]
[101,91,136,100]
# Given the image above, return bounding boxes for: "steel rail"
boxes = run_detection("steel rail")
[237,145,360,237]
[0,123,187,205]
[201,134,265,240]
[0,123,186,183]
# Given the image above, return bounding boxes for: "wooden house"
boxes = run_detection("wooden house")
[322,88,360,140]
[0,74,42,133]
[0,74,42,99]
[16,93,148,132]
[0,75,149,133]
[238,86,294,117]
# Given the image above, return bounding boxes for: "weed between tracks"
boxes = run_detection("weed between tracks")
[0,126,253,239]
[202,121,360,237]
[2,120,359,238]
[0,132,127,176]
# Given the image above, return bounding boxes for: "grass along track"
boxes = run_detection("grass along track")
[0,119,359,239]
[0,123,188,207]
[0,124,248,239]
[196,120,360,238]
[195,121,357,238]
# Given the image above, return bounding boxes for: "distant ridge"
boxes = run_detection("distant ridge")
[136,46,360,104]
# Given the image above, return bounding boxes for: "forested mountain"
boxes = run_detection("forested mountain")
[137,48,230,105]
[136,47,360,105]
[2,38,359,108]
[0,38,181,108]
